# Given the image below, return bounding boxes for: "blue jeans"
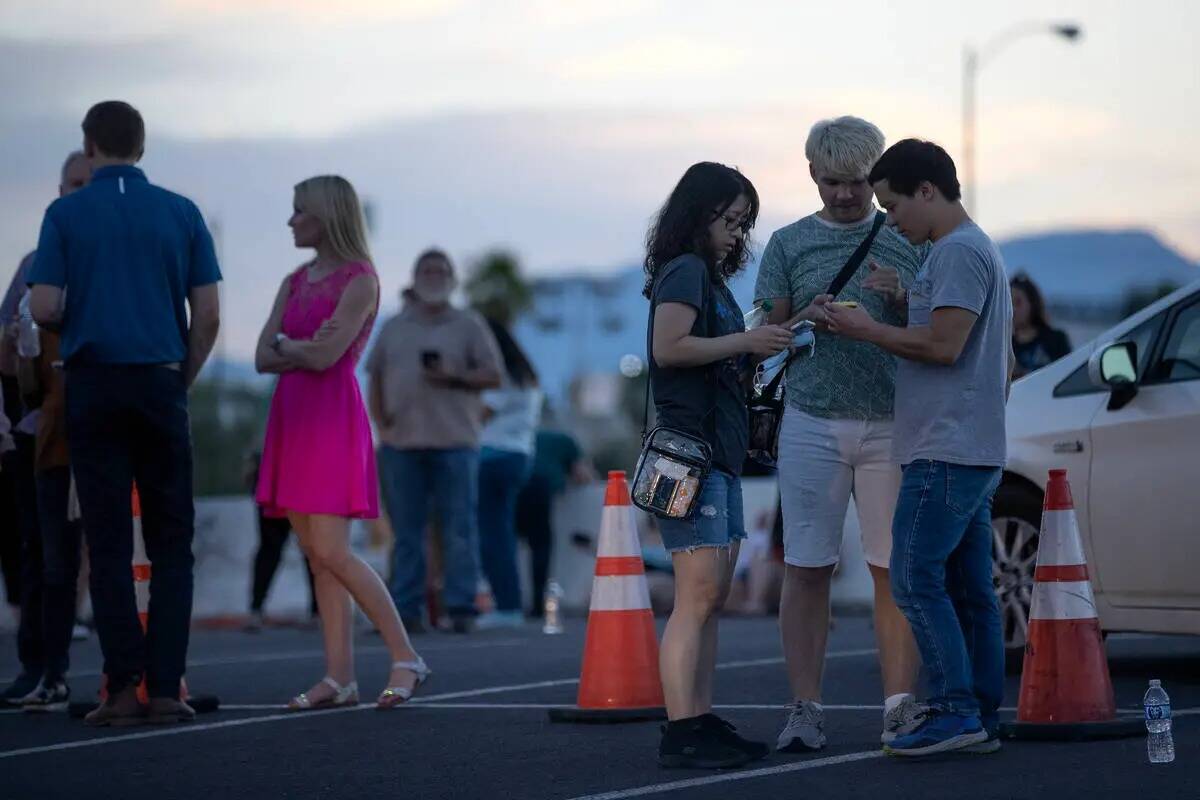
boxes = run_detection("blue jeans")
[477,448,532,612]
[377,447,481,619]
[890,460,1003,728]
[657,470,747,553]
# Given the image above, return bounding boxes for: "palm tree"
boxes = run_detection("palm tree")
[464,249,532,326]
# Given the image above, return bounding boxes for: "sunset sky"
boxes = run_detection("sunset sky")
[2,0,1196,358]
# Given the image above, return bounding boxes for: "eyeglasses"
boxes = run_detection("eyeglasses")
[715,212,752,234]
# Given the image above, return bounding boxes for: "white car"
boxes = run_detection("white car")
[995,278,1200,662]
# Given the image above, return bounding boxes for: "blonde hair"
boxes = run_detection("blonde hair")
[293,175,373,264]
[805,116,886,180]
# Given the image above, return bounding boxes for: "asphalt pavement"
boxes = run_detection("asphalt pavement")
[2,615,1198,799]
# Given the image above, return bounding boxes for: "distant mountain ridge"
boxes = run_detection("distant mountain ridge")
[998,228,1198,305]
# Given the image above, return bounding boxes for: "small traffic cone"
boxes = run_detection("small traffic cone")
[1001,469,1141,741]
[549,471,666,723]
[72,485,219,717]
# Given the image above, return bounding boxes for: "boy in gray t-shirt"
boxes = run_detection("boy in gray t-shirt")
[825,139,1014,758]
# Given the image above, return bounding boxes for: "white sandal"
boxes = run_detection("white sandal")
[288,676,359,711]
[376,658,432,709]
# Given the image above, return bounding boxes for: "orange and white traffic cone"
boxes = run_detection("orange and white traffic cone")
[1002,469,1141,740]
[549,471,666,723]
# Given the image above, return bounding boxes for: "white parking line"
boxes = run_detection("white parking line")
[67,638,526,679]
[0,654,874,760]
[564,750,885,800]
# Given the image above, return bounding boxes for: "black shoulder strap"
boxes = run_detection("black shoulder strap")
[824,211,886,299]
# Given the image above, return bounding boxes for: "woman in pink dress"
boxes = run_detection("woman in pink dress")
[255,175,427,710]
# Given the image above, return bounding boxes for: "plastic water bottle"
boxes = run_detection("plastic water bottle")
[1145,679,1175,763]
[542,580,564,635]
[742,300,773,330]
[16,292,41,359]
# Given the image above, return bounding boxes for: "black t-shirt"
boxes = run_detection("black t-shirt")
[648,254,748,476]
[1014,326,1072,376]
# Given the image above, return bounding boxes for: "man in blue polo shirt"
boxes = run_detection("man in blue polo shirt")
[28,100,222,726]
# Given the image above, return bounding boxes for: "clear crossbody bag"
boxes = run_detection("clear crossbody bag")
[632,427,712,519]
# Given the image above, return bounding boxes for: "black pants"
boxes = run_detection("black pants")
[13,433,45,677]
[515,476,554,616]
[66,364,195,698]
[251,510,317,616]
[0,375,24,606]
[35,466,83,683]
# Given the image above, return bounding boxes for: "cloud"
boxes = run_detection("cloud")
[168,0,463,24]
[563,34,748,81]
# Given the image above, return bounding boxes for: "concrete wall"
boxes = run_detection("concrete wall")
[191,478,874,621]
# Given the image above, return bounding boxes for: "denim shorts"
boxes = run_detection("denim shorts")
[658,470,748,553]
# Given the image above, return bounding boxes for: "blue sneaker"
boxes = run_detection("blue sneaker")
[884,712,987,757]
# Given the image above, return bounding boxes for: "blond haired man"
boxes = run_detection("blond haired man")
[754,116,925,751]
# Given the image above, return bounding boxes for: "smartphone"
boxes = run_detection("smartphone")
[420,350,441,369]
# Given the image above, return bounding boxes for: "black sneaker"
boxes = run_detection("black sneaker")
[0,672,41,708]
[22,679,70,712]
[701,714,770,761]
[658,718,754,770]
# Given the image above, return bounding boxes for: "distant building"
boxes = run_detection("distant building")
[513,264,760,411]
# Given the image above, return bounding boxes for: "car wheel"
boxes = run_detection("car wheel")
[990,482,1042,673]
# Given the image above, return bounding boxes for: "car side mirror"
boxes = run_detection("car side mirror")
[1088,341,1138,411]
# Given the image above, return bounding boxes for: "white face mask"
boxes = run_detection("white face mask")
[412,283,453,306]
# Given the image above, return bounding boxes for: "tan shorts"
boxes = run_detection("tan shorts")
[777,408,901,569]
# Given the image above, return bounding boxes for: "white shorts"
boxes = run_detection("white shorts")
[777,407,901,569]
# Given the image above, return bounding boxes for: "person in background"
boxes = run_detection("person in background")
[1010,273,1071,379]
[0,390,13,636]
[825,138,1014,756]
[10,151,93,711]
[367,250,502,634]
[243,450,317,632]
[646,162,792,769]
[28,101,222,726]
[255,175,427,711]
[0,250,38,697]
[753,115,924,753]
[475,319,542,629]
[515,415,593,618]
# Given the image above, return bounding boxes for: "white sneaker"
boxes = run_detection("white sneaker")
[882,695,928,744]
[777,700,826,752]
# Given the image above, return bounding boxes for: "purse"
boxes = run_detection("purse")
[744,211,886,468]
[631,261,716,520]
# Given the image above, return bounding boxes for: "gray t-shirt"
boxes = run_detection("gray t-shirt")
[893,220,1012,467]
[649,254,748,476]
[754,212,926,420]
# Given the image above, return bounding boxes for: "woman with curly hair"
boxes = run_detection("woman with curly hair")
[645,162,793,769]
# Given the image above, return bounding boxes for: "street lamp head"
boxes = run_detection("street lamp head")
[1053,23,1083,41]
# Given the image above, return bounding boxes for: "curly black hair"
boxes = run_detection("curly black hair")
[643,162,759,298]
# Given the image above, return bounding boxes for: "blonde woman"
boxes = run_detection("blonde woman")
[255,175,428,710]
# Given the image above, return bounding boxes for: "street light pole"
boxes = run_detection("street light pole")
[961,22,1082,217]
[963,46,979,218]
